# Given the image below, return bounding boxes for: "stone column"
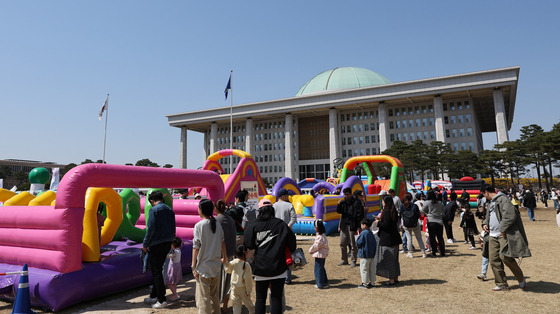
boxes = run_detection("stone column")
[378,102,389,152]
[210,122,217,154]
[329,108,339,177]
[203,131,209,160]
[245,118,253,156]
[180,127,188,169]
[285,114,293,178]
[493,88,509,144]
[434,95,445,142]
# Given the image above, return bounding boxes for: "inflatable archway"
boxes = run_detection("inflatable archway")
[340,155,406,198]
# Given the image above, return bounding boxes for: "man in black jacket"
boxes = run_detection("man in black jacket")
[337,187,364,268]
[442,201,458,243]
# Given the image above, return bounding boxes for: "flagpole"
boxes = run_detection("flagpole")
[229,70,233,175]
[102,94,109,163]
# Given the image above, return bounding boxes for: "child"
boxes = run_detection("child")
[192,199,228,314]
[225,245,255,314]
[476,231,490,281]
[459,204,479,249]
[308,220,329,289]
[356,218,377,288]
[165,237,183,302]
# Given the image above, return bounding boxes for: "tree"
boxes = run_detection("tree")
[135,159,160,167]
[426,141,452,180]
[95,160,106,164]
[446,150,478,179]
[81,159,95,164]
[0,165,12,179]
[495,140,529,185]
[381,141,415,182]
[478,149,506,187]
[163,164,173,168]
[519,124,544,189]
[61,163,77,177]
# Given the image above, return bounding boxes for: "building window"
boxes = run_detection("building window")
[461,143,467,151]
[428,105,433,113]
[402,120,407,128]
[352,113,357,120]
[341,126,345,134]
[396,121,401,129]
[341,115,345,122]
[467,128,473,136]
[410,133,415,140]
[417,132,421,140]
[395,108,400,116]
[450,102,455,111]
[389,121,394,129]
[450,116,456,124]
[359,124,363,132]
[371,136,376,143]
[390,134,395,142]
[444,116,449,124]
[389,109,393,116]
[429,117,434,126]
[359,136,364,144]
[342,138,346,145]
[403,133,408,141]
[370,123,375,130]
[430,131,435,139]
[353,137,358,145]
[453,143,459,151]
[422,106,427,113]
[365,136,370,144]
[343,150,347,157]
[457,102,463,110]
[347,125,351,133]
[466,114,471,123]
[423,132,428,140]
[365,123,369,131]
[422,118,427,127]
[469,142,474,151]
[347,137,351,144]
[465,101,470,109]
[415,106,420,114]
[452,129,457,138]
[353,125,358,132]
[358,112,362,120]
[366,148,371,155]
[415,119,420,127]
[459,128,465,137]
[443,103,447,111]
[446,129,450,138]
[458,115,464,124]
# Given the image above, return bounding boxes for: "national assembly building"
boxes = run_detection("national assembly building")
[167,66,519,183]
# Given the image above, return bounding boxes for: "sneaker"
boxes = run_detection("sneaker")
[476,274,488,281]
[366,282,375,288]
[350,261,357,268]
[519,279,527,291]
[144,297,157,305]
[400,249,406,254]
[168,294,180,302]
[152,301,168,309]
[338,261,349,266]
[468,246,478,250]
[422,252,427,258]
[491,285,510,291]
[463,241,469,244]
[406,252,413,258]
[446,239,454,244]
[357,283,369,289]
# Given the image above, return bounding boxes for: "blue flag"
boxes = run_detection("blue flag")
[224,74,231,100]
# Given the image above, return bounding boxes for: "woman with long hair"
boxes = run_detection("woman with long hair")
[422,190,445,257]
[374,195,402,286]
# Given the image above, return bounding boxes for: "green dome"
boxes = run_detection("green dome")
[29,167,50,184]
[296,67,391,96]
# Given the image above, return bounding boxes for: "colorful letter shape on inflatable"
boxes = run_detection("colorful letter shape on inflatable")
[82,188,123,262]
[113,188,146,243]
[29,190,57,206]
[143,188,173,226]
[4,191,35,206]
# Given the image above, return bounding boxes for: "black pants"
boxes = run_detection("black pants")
[255,278,284,314]
[467,235,476,247]
[443,219,454,240]
[149,241,172,303]
[427,222,445,256]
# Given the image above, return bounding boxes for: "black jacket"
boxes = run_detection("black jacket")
[378,210,402,247]
[336,197,364,231]
[442,202,458,222]
[244,217,297,277]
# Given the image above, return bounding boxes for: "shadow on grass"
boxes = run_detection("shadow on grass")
[398,278,447,286]
[517,280,560,294]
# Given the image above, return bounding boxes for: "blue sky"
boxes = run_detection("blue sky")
[1,1,558,169]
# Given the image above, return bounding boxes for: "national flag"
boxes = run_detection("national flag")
[98,94,109,120]
[224,73,231,100]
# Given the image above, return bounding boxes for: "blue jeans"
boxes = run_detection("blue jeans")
[553,199,559,210]
[481,256,489,275]
[402,231,408,251]
[526,207,535,221]
[285,268,292,283]
[314,258,328,287]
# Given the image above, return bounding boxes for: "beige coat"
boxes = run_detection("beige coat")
[225,258,254,296]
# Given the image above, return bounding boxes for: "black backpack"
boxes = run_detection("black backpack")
[401,204,419,228]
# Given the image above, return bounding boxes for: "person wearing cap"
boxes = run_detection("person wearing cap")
[273,188,297,284]
[337,187,364,268]
[194,193,202,200]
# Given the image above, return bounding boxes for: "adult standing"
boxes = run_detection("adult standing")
[551,188,559,211]
[422,190,445,257]
[460,188,470,205]
[388,189,406,253]
[337,187,364,268]
[244,203,297,314]
[540,189,549,208]
[215,199,237,313]
[142,191,176,309]
[443,200,458,243]
[522,190,537,222]
[374,195,402,285]
[449,188,458,203]
[273,188,297,284]
[227,190,248,245]
[399,193,426,258]
[192,199,228,313]
[481,185,530,291]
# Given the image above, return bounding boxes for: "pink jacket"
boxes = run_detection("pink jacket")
[308,234,329,258]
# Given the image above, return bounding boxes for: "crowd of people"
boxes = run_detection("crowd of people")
[139,182,546,312]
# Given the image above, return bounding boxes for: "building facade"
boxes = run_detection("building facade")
[167,67,519,183]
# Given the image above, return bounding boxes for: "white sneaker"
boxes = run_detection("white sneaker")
[407,252,413,258]
[143,297,157,305]
[422,253,427,258]
[152,301,168,309]
[446,239,454,244]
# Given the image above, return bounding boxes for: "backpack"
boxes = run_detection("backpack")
[242,205,257,229]
[401,205,419,228]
